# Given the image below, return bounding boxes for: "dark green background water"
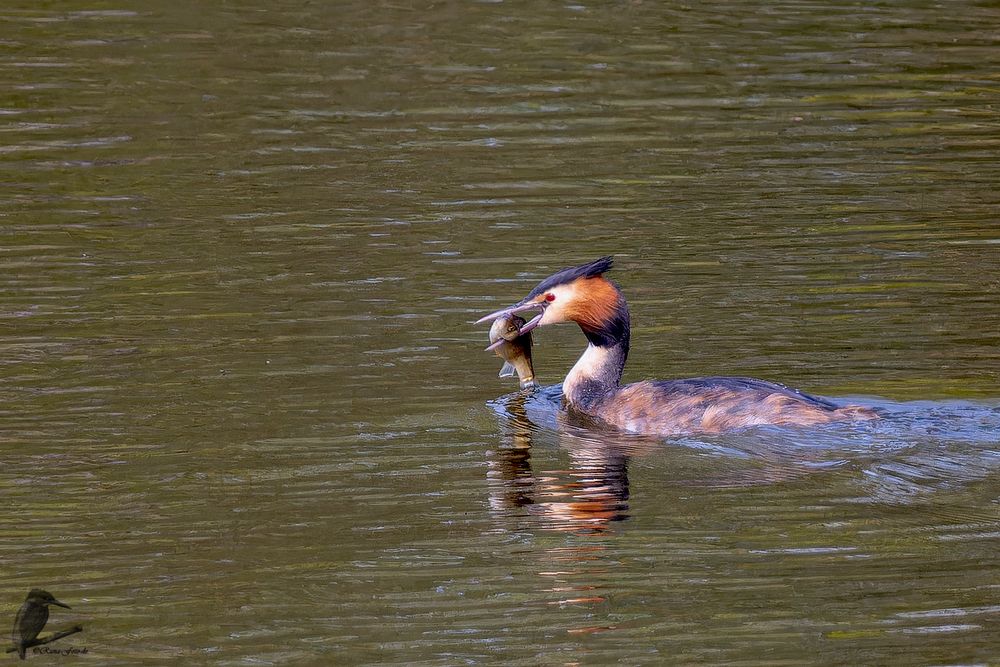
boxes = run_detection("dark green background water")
[1,2,997,664]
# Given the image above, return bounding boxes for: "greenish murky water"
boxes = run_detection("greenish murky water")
[1,2,998,664]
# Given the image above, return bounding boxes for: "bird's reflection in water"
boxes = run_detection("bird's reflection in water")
[485,388,640,621]
[487,388,634,535]
[525,436,630,534]
[482,386,885,624]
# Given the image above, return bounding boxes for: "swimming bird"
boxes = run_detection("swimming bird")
[11,589,70,660]
[477,256,876,435]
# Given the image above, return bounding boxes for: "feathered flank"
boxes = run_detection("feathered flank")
[526,256,614,300]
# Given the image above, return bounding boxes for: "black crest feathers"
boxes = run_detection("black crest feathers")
[527,256,614,299]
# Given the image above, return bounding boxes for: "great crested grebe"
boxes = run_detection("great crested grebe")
[477,257,877,435]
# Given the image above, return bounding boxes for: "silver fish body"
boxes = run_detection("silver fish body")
[488,315,538,390]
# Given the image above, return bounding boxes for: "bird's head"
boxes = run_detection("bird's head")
[26,589,70,609]
[477,256,627,348]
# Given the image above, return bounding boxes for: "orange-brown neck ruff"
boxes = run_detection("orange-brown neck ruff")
[560,277,631,409]
[567,277,630,349]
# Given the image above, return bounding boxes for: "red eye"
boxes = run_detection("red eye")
[545,293,556,302]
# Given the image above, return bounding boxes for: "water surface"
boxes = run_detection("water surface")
[1,1,998,664]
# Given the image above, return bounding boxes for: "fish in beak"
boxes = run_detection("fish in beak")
[488,315,538,390]
[475,299,548,351]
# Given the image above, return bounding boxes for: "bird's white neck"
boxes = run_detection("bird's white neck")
[563,341,627,408]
